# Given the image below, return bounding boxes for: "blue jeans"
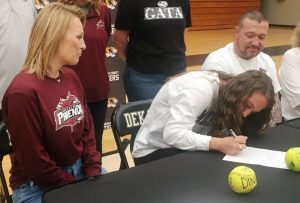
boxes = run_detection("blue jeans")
[12,160,106,203]
[123,66,169,102]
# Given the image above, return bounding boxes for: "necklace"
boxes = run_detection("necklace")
[47,71,60,82]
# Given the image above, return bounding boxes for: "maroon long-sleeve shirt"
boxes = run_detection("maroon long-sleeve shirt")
[69,5,111,102]
[2,68,101,189]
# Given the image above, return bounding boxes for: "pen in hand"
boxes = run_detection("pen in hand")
[229,129,247,151]
[229,129,237,138]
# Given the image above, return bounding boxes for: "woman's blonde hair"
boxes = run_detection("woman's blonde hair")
[291,22,300,48]
[23,2,85,79]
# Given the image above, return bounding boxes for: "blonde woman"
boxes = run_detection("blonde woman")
[279,23,300,120]
[2,3,101,202]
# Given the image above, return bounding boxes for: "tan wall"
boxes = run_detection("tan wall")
[262,0,300,26]
[190,0,261,31]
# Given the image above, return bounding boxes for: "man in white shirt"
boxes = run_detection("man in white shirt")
[202,10,282,126]
[0,0,36,121]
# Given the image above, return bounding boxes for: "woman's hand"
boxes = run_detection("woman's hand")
[209,136,247,155]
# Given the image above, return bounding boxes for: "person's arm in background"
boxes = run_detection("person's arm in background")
[201,50,231,71]
[184,28,189,42]
[101,3,111,39]
[184,28,189,52]
[114,0,134,62]
[184,0,191,49]
[113,29,129,62]
[184,0,192,28]
[266,57,282,126]
[279,49,300,119]
[31,0,38,16]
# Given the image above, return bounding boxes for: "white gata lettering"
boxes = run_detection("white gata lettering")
[144,7,183,20]
[124,110,147,127]
[56,104,83,125]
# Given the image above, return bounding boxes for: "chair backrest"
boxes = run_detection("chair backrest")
[111,99,152,169]
[0,121,13,203]
[0,122,13,157]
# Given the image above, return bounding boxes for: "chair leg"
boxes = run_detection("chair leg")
[119,161,128,170]
[118,149,129,170]
[0,156,11,203]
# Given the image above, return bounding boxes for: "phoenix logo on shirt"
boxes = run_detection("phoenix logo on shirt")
[144,1,183,20]
[54,92,84,130]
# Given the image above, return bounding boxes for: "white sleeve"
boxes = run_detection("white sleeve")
[202,52,227,72]
[266,58,281,93]
[162,87,213,151]
[279,51,300,108]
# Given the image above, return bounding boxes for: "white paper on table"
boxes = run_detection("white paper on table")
[223,146,288,169]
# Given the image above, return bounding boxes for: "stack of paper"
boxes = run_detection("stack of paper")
[223,147,288,169]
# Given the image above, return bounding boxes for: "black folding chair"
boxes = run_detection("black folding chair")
[111,99,152,170]
[0,121,13,203]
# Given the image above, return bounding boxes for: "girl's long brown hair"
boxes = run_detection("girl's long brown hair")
[212,70,275,137]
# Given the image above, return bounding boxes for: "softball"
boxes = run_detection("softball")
[228,166,257,193]
[285,147,300,172]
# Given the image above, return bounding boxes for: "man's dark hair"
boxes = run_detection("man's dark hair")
[238,10,268,27]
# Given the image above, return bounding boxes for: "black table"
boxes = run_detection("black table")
[42,125,300,203]
[282,117,300,129]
